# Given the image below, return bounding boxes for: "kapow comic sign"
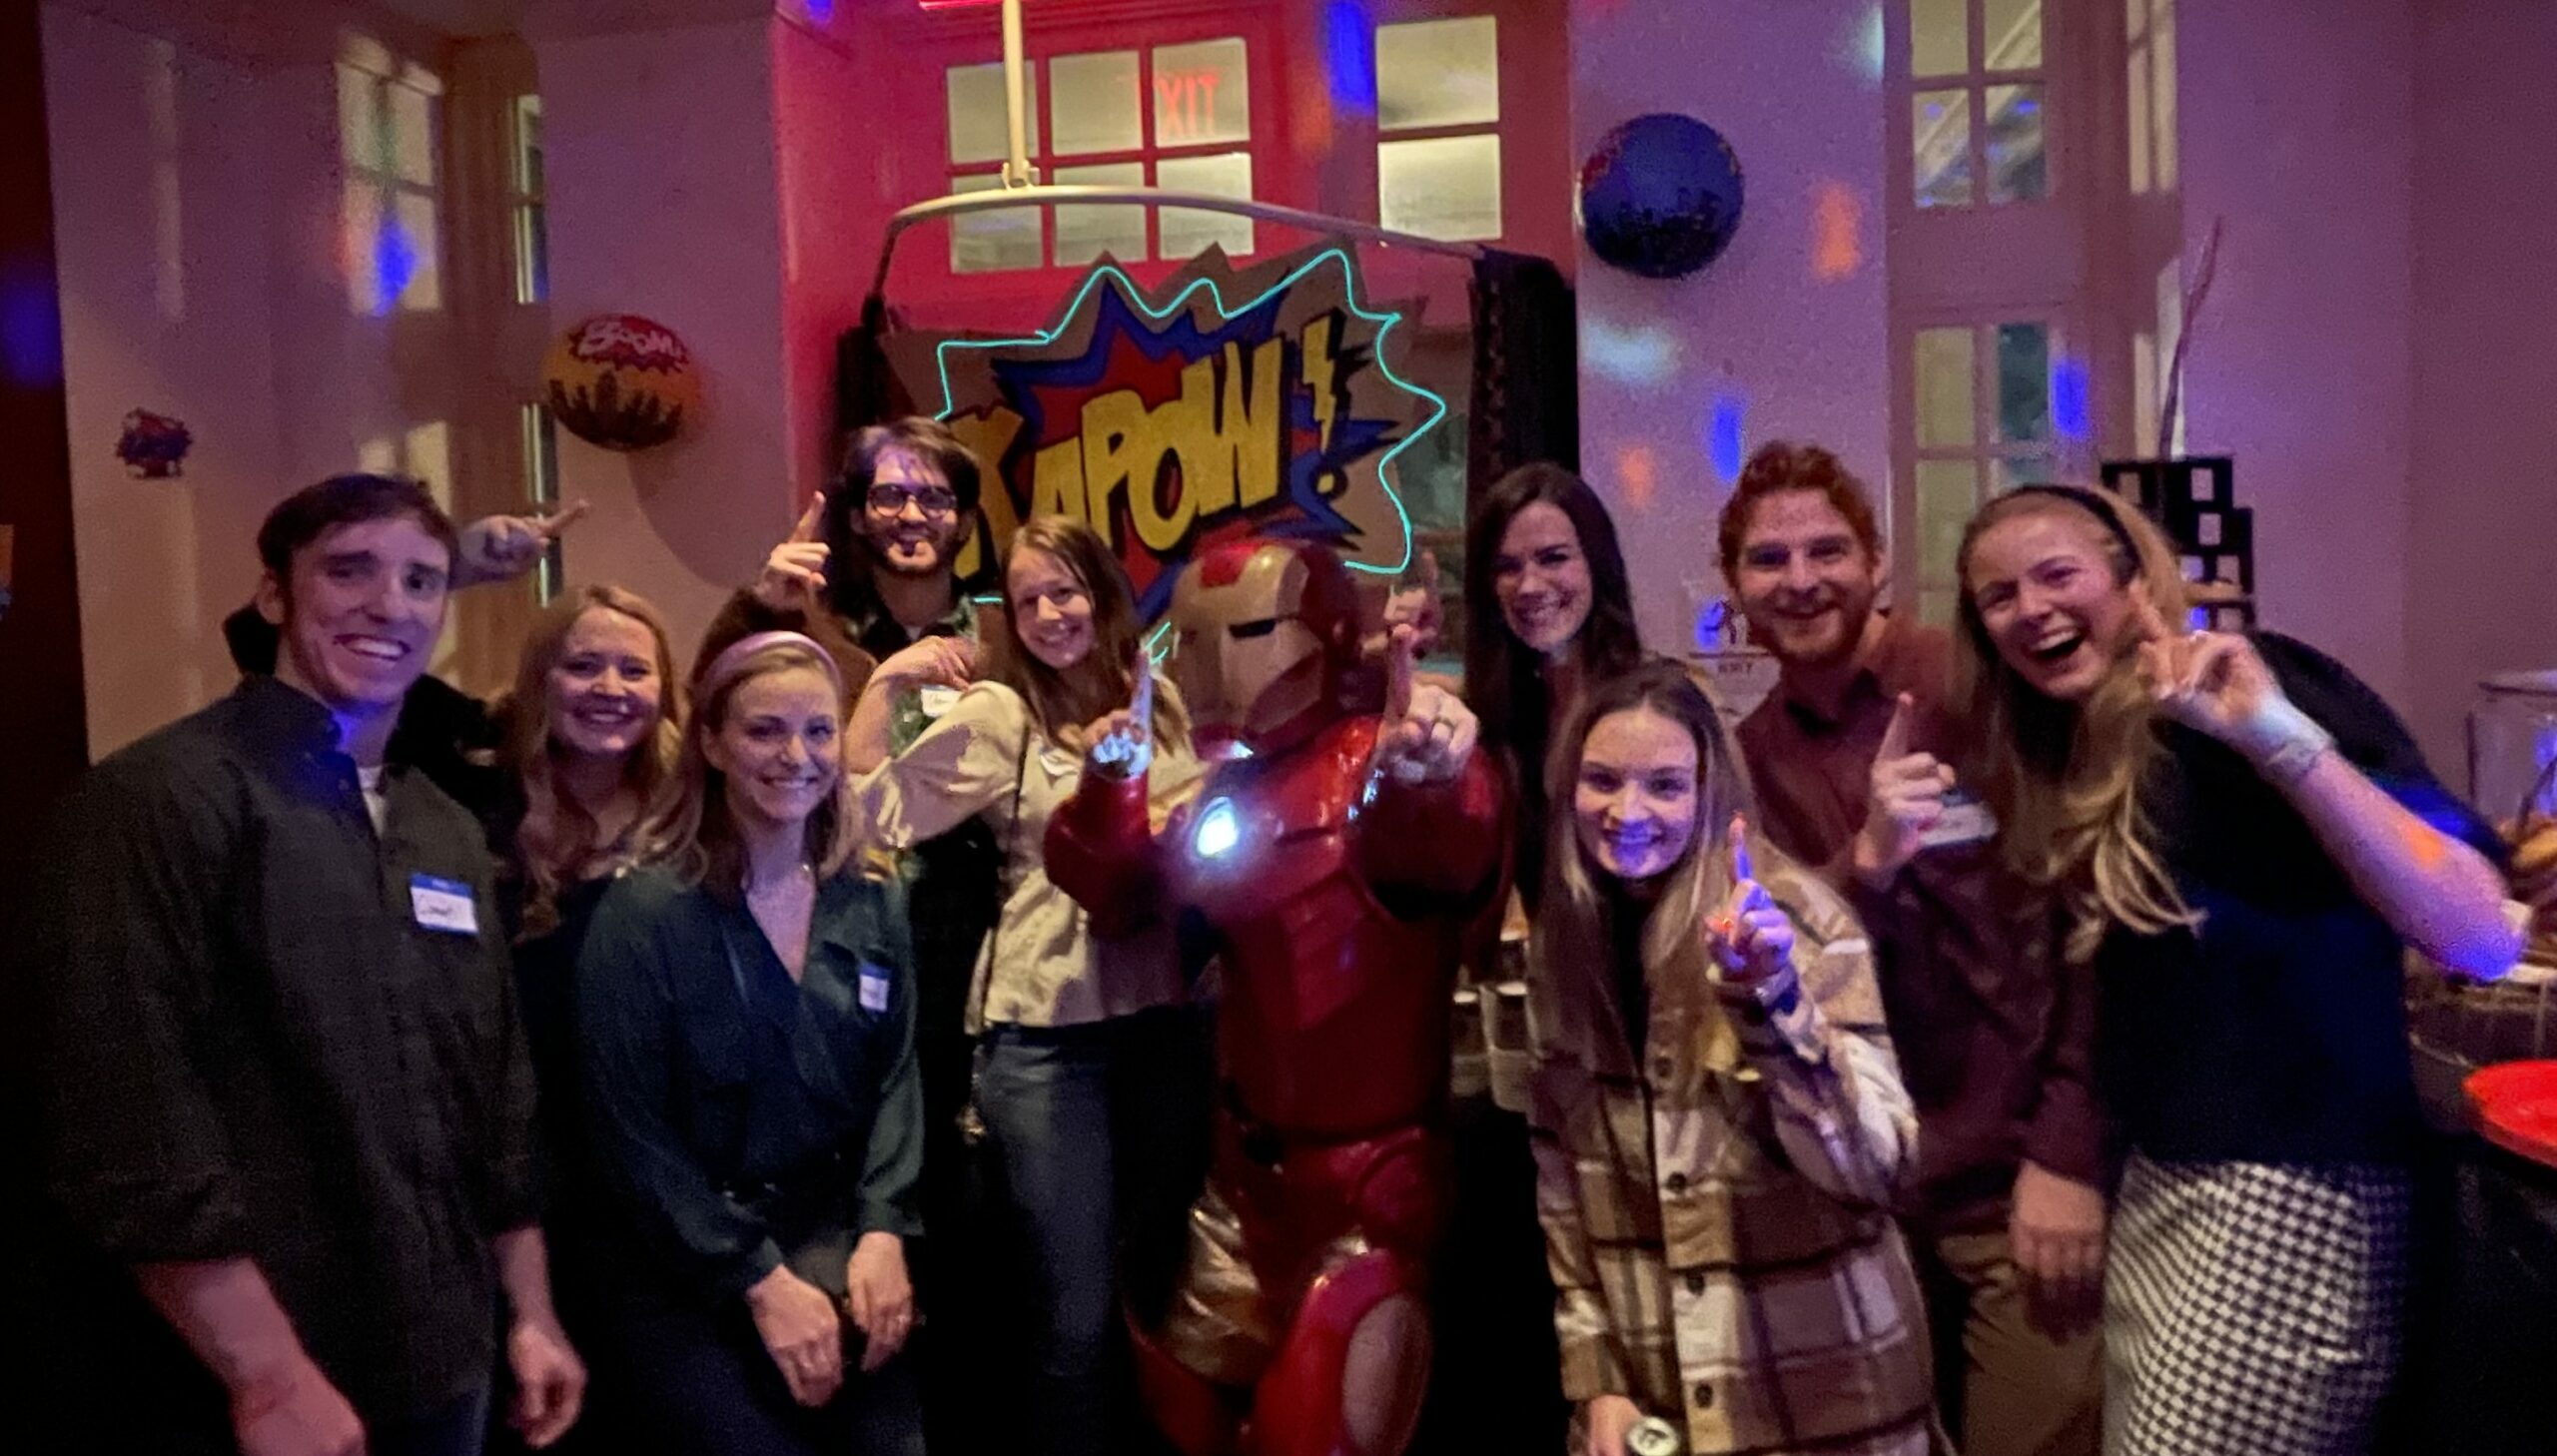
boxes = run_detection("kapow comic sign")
[903,244,1445,620]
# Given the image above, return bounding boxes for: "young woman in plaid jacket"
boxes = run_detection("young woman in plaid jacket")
[1525,662,1935,1456]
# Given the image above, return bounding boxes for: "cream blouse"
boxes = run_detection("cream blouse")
[847,680,1206,1031]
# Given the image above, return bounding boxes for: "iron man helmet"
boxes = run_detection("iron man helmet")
[1168,538,1363,758]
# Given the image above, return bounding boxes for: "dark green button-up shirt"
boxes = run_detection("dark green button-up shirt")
[17,675,539,1422]
[573,865,923,1306]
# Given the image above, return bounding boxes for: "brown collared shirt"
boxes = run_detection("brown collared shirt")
[1735,616,2106,1223]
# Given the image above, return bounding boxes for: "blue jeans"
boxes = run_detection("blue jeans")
[977,1005,1214,1456]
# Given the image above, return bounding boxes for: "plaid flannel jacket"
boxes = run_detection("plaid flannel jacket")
[1526,853,1936,1455]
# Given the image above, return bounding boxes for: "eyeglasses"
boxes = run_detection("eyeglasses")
[866,483,959,517]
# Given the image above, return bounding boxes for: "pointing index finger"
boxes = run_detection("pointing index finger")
[787,492,827,544]
[1385,623,1418,724]
[1129,647,1155,728]
[532,498,590,537]
[1878,692,1915,762]
[2131,591,2175,645]
[1728,813,1754,887]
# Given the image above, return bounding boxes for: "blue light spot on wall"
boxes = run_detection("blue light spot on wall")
[2052,359,2090,440]
[0,260,64,386]
[806,0,833,20]
[1708,394,1747,483]
[1323,0,1376,116]
[372,217,416,317]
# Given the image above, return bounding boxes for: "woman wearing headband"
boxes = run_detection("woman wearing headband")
[571,631,925,1455]
[1952,486,2517,1455]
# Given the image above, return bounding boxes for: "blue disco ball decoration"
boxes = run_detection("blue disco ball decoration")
[1579,114,1746,280]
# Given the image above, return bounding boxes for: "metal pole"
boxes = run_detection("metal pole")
[1000,0,1033,188]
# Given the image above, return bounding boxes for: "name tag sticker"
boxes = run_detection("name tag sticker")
[1920,789,2000,850]
[917,685,959,720]
[857,964,892,1014]
[409,874,480,936]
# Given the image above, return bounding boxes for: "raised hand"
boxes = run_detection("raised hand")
[1367,547,1444,660]
[1084,648,1156,780]
[2131,595,2322,772]
[1705,815,1796,986]
[753,493,833,610]
[1852,693,1958,887]
[455,500,588,587]
[1373,623,1478,784]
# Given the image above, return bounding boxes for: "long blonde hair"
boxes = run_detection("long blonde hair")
[642,634,857,897]
[1538,662,1763,1011]
[991,515,1190,751]
[499,585,682,937]
[1952,486,2197,962]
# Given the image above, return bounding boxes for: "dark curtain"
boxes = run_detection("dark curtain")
[1467,249,1579,481]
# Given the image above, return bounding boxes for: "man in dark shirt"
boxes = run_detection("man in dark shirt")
[14,475,584,1456]
[1719,442,2105,1456]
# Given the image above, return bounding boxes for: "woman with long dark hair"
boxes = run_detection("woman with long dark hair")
[574,632,925,1455]
[1463,462,1650,906]
[845,514,1211,1456]
[1526,661,1929,1455]
[1952,485,2516,1455]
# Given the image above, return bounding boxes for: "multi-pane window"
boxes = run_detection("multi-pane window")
[510,95,548,305]
[2126,0,2176,196]
[338,35,443,315]
[1909,320,2060,623]
[946,38,1257,274]
[1374,16,1503,242]
[1909,0,2049,209]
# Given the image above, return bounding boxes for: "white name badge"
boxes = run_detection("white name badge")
[409,873,480,936]
[858,964,892,1013]
[917,685,959,720]
[1920,789,2001,851]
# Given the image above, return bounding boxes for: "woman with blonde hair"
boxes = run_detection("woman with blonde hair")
[574,631,925,1455]
[1526,660,1931,1456]
[488,583,682,1453]
[1952,484,2517,1455]
[845,513,1210,1456]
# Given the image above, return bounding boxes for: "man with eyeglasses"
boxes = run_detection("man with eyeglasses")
[706,416,988,723]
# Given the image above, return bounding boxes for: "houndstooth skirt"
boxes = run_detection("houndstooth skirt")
[2103,1154,2411,1456]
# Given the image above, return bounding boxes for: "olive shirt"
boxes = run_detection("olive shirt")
[16,675,539,1424]
[573,865,924,1306]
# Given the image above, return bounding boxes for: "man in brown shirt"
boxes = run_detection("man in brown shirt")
[1718,442,2105,1456]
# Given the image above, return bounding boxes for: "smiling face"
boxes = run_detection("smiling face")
[1572,705,1703,886]
[1008,546,1097,672]
[1492,501,1594,659]
[258,513,450,714]
[705,665,842,834]
[1732,489,1883,668]
[860,446,966,578]
[545,606,664,761]
[1963,507,2145,703]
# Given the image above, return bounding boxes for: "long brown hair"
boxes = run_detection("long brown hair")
[1952,486,2197,961]
[992,515,1190,750]
[1463,462,1647,906]
[642,635,857,897]
[1531,662,1800,1064]
[500,585,682,938]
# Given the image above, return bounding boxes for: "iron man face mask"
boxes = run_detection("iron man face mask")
[1169,539,1363,760]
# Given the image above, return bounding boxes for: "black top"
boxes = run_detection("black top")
[2097,632,2499,1166]
[14,676,538,1420]
[574,865,925,1308]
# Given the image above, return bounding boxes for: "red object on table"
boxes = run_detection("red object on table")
[2467,1061,2557,1169]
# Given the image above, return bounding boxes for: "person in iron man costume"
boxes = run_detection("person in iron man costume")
[1044,536,1507,1456]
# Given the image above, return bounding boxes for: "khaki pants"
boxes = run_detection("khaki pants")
[1914,1223,2104,1456]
